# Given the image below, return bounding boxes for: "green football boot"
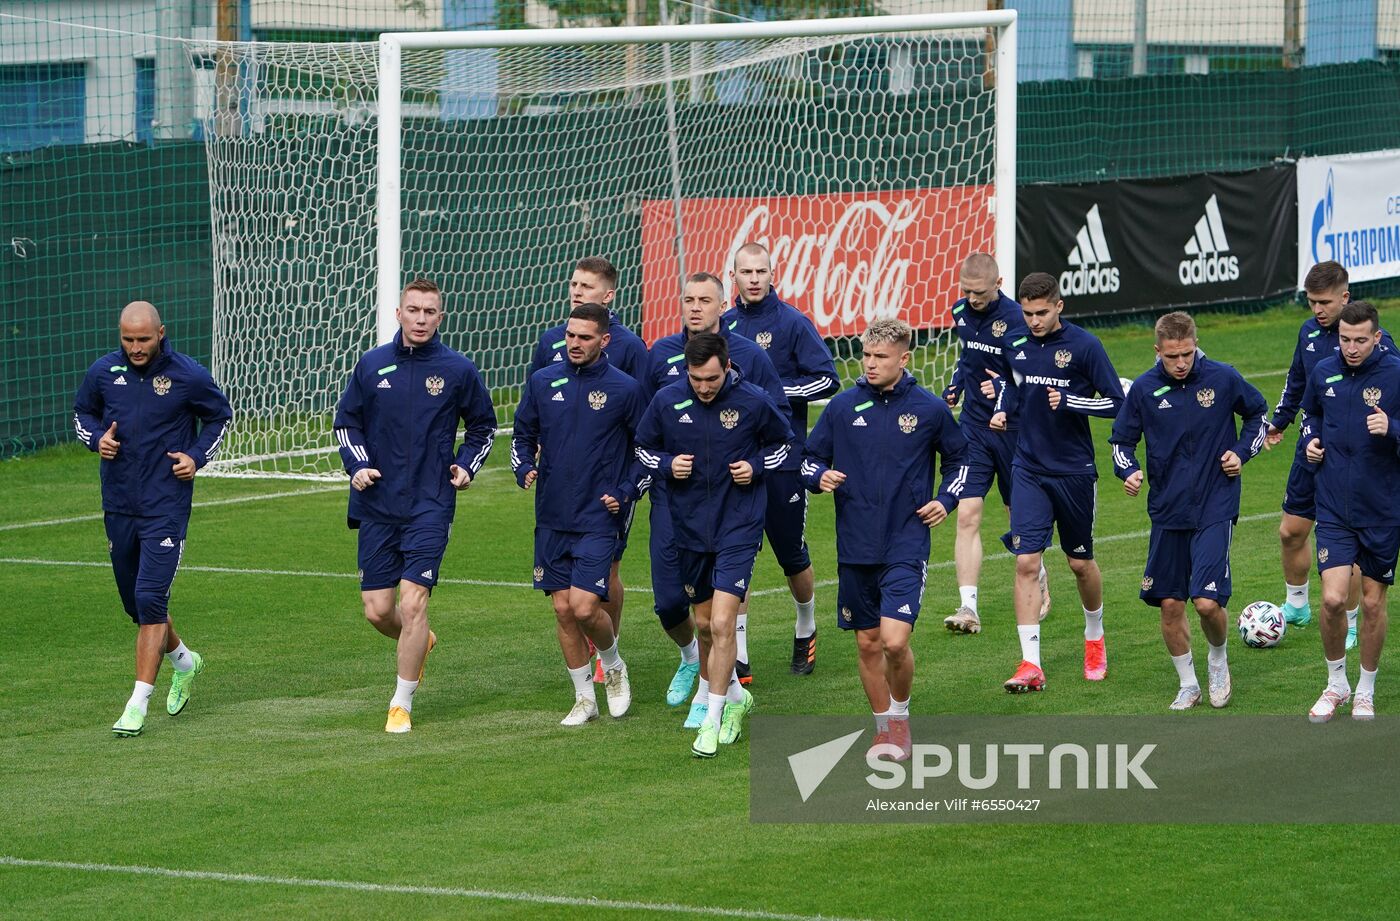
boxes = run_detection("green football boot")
[112,705,145,738]
[692,722,719,758]
[166,651,205,716]
[718,688,755,745]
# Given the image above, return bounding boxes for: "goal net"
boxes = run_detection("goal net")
[194,12,1015,479]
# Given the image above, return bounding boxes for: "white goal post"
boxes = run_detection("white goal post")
[198,11,1017,479]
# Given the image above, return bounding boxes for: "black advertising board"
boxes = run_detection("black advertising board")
[1016,167,1297,316]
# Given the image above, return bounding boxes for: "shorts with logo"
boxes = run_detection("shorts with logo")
[1002,468,1097,559]
[1139,520,1234,607]
[762,469,812,576]
[836,561,928,631]
[1281,454,1318,519]
[104,512,188,625]
[1315,521,1400,585]
[647,497,692,630]
[677,541,762,605]
[534,528,616,600]
[356,519,450,591]
[960,422,1017,507]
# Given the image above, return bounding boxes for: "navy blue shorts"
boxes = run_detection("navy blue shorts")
[648,497,692,630]
[534,528,616,599]
[356,520,450,591]
[1315,521,1400,585]
[960,422,1016,507]
[1281,454,1317,520]
[1139,520,1234,607]
[761,469,812,576]
[1003,468,1097,559]
[678,541,762,605]
[836,561,928,631]
[613,500,637,563]
[104,513,187,625]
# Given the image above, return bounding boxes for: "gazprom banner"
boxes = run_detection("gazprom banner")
[1298,150,1400,288]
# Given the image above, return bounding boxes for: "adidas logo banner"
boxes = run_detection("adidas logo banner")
[1018,168,1292,314]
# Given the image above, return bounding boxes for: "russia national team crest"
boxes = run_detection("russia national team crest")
[1318,548,1329,564]
[425,375,445,396]
[533,566,544,582]
[588,390,608,411]
[841,606,852,623]
[1196,388,1215,408]
[1054,350,1072,369]
[991,320,1007,338]
[684,584,696,598]
[152,375,172,396]
[1012,535,1021,550]
[719,408,740,429]
[755,331,773,350]
[1142,576,1154,591]
[1364,387,1383,407]
[898,413,918,434]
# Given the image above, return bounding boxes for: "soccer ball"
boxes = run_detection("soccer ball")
[1238,601,1286,648]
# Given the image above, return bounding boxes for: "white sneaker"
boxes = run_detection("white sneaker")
[1353,693,1375,720]
[1308,686,1351,723]
[943,605,981,634]
[1038,567,1051,622]
[1207,662,1232,709]
[603,665,632,718]
[560,696,599,726]
[1169,685,1201,710]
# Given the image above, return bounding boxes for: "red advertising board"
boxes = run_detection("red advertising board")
[639,186,993,343]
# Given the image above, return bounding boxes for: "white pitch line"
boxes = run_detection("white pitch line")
[0,485,345,533]
[0,856,875,921]
[2,510,1282,599]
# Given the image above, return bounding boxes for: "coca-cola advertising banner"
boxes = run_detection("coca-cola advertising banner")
[1016,167,1296,316]
[638,186,993,342]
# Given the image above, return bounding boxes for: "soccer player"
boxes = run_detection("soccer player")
[333,278,497,733]
[645,273,789,716]
[1109,311,1268,710]
[802,318,968,760]
[724,243,840,675]
[1267,261,1394,649]
[634,333,795,757]
[993,272,1123,692]
[73,300,232,737]
[512,303,646,724]
[1300,300,1400,721]
[530,257,649,678]
[940,252,1048,634]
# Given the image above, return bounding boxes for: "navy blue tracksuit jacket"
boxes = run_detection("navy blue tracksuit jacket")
[1109,353,1269,529]
[510,354,648,535]
[632,369,795,552]
[1301,349,1400,529]
[944,291,1026,429]
[333,331,497,526]
[73,340,232,519]
[801,372,969,564]
[529,310,650,383]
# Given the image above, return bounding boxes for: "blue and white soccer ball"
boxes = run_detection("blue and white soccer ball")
[1238,601,1286,648]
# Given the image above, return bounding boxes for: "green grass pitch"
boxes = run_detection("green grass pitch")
[3,304,1399,919]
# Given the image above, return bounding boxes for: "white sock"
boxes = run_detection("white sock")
[1286,582,1308,609]
[166,642,194,672]
[888,696,910,719]
[1207,640,1228,668]
[794,596,816,638]
[1039,562,1048,582]
[390,676,419,712]
[1327,656,1350,694]
[1017,624,1041,667]
[693,677,710,706]
[568,663,595,702]
[1358,666,1378,697]
[705,692,726,728]
[959,585,978,614]
[596,639,623,673]
[1347,607,1359,629]
[1171,652,1198,688]
[1083,605,1104,641]
[736,613,750,664]
[725,674,745,703]
[126,681,155,715]
[679,638,700,665]
[874,709,891,732]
